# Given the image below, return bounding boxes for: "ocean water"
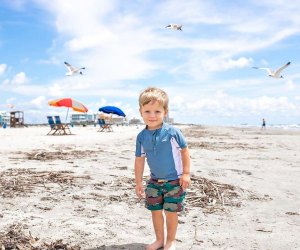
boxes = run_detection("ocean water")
[238,123,300,130]
[267,124,300,130]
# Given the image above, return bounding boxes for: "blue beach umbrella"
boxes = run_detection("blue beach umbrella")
[98,106,126,117]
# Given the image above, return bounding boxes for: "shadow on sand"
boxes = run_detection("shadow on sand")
[88,243,148,250]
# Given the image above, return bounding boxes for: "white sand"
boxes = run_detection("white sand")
[0,124,299,249]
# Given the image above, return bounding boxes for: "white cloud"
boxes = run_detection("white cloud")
[172,94,299,122]
[37,0,116,36]
[251,96,296,113]
[202,56,254,72]
[11,72,28,86]
[170,95,184,111]
[2,79,10,86]
[6,97,16,103]
[0,64,7,76]
[1,72,29,88]
[30,96,47,107]
[65,33,117,51]
[48,83,64,97]
[34,1,163,87]
[285,80,296,90]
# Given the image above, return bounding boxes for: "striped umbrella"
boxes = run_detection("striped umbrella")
[48,98,88,121]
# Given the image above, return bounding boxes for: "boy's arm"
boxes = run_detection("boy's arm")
[179,147,191,190]
[134,156,145,198]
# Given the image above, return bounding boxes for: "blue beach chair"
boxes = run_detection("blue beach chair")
[46,116,60,135]
[54,116,72,135]
[97,119,113,132]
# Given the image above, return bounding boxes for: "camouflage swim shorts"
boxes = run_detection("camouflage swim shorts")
[145,179,186,212]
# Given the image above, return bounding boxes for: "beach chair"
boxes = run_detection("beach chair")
[97,118,113,132]
[54,115,72,135]
[46,116,60,135]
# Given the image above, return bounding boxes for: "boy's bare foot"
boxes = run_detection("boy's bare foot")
[146,240,164,250]
[163,241,176,250]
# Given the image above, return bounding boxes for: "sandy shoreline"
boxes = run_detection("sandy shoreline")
[1,124,300,249]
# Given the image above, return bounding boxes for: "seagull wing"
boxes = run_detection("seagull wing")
[252,67,273,75]
[273,62,291,77]
[64,62,77,72]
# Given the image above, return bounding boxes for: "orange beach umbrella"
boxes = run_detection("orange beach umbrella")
[48,98,88,112]
[48,98,88,121]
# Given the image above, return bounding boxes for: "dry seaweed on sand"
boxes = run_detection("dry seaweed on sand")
[0,224,80,250]
[185,175,251,214]
[181,126,208,138]
[0,168,90,198]
[10,149,99,161]
[0,167,265,214]
[92,175,265,214]
[93,175,254,214]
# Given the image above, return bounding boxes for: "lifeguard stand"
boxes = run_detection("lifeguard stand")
[10,111,24,127]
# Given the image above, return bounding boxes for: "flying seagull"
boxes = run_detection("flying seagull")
[64,61,85,76]
[165,24,182,31]
[252,62,291,79]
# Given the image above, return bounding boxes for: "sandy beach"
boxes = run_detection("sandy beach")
[0,124,299,249]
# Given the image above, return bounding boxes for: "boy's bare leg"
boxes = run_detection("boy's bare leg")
[163,211,178,250]
[147,210,164,250]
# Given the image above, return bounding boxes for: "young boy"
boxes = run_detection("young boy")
[134,87,191,250]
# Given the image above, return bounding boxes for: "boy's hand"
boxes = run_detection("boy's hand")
[135,182,145,199]
[179,174,191,191]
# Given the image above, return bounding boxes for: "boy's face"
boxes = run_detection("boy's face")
[140,100,167,130]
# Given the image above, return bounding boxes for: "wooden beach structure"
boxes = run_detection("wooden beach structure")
[10,111,24,128]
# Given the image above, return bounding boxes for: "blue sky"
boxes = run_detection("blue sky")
[1,0,300,125]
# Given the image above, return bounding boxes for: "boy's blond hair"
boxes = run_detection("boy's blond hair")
[139,87,169,111]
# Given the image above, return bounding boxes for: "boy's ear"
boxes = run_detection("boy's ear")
[139,108,142,115]
[164,109,168,117]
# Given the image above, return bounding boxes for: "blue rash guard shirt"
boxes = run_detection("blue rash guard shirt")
[135,123,187,180]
